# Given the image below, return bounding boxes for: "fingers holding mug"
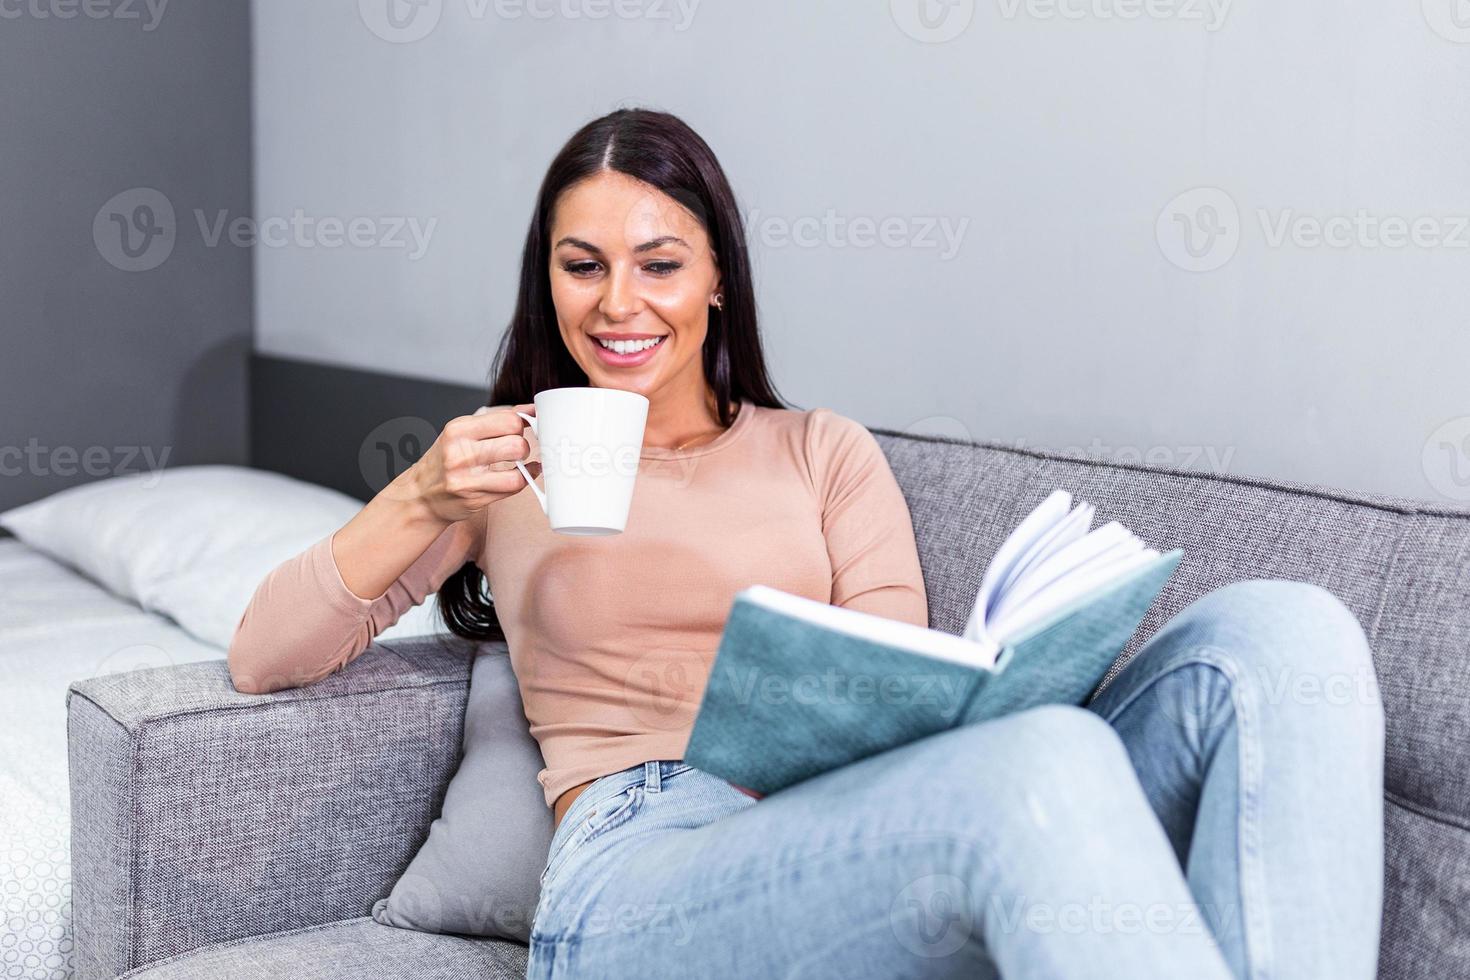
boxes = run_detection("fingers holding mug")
[467,405,537,469]
[511,407,548,513]
[406,404,542,525]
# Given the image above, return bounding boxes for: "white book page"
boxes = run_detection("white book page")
[994,501,1095,603]
[745,584,1001,668]
[962,489,1072,645]
[989,547,1161,642]
[989,521,1141,626]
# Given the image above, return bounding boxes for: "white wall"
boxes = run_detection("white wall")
[252,0,1470,503]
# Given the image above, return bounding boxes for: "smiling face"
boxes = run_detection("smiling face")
[548,170,723,404]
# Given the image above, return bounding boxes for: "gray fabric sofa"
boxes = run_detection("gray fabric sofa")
[66,428,1470,979]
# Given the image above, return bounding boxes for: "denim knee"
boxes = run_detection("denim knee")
[923,706,1150,835]
[1166,579,1383,737]
[1229,578,1367,659]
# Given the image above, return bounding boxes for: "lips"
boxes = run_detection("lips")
[589,332,667,368]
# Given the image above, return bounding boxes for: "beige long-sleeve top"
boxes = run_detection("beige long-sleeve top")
[228,399,929,807]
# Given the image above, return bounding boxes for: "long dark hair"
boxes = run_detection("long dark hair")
[437,107,792,642]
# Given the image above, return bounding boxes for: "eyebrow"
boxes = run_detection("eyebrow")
[553,235,690,254]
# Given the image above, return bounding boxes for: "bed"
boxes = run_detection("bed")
[0,454,455,980]
[0,535,227,980]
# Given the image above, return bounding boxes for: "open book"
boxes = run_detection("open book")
[683,490,1183,796]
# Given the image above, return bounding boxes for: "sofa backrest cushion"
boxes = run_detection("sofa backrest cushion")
[871,429,1470,829]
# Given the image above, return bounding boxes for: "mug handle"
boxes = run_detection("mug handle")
[514,411,547,514]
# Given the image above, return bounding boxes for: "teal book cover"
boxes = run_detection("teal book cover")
[684,548,1183,796]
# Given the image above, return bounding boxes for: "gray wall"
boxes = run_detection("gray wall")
[252,0,1470,503]
[0,1,253,513]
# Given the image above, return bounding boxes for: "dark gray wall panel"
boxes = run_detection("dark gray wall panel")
[0,4,253,512]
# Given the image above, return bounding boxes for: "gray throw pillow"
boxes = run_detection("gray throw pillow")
[372,648,554,942]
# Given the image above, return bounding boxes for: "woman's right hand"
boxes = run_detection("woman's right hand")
[404,403,540,525]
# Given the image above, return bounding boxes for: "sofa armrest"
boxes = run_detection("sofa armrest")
[65,634,494,980]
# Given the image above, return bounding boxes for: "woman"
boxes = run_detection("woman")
[228,108,1385,979]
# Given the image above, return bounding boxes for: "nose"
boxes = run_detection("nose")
[598,263,642,322]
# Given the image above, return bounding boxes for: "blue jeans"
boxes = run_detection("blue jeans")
[527,579,1385,979]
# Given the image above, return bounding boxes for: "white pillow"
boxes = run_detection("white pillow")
[0,465,449,649]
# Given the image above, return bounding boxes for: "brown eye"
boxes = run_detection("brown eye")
[646,261,680,275]
[564,260,600,276]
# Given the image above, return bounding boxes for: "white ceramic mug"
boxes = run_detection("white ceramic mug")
[513,386,649,535]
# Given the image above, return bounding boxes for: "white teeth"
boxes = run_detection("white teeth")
[598,336,664,354]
